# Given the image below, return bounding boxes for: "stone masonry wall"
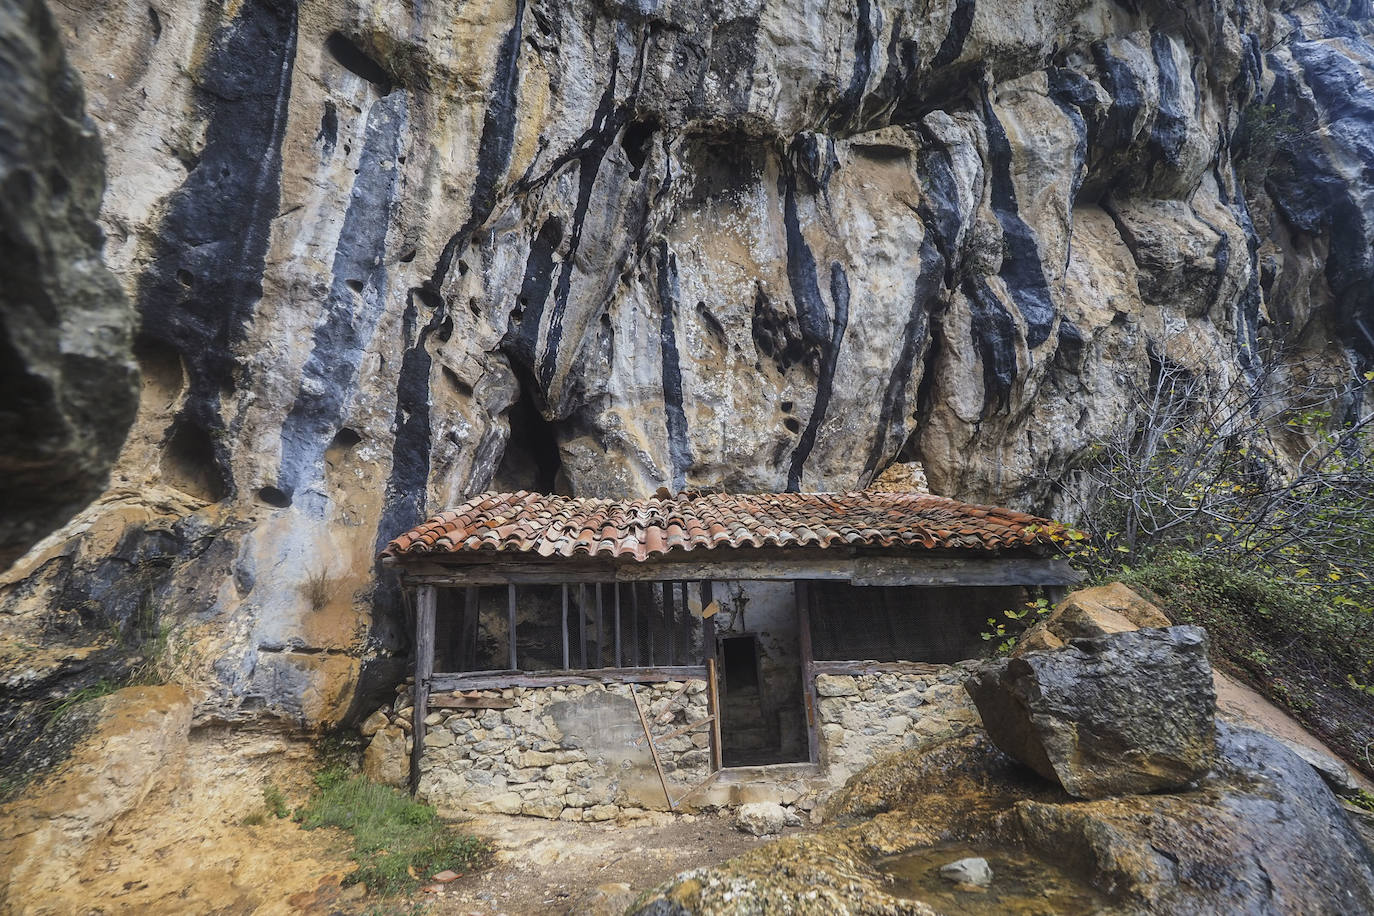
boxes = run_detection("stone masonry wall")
[363,679,710,820]
[815,664,982,784]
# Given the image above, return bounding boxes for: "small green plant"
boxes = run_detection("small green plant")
[262,782,291,819]
[44,679,122,726]
[301,566,340,612]
[240,809,268,827]
[296,774,489,895]
[982,597,1053,656]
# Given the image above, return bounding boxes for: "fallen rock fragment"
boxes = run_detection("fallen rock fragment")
[736,802,787,836]
[1015,582,1171,654]
[939,856,992,887]
[966,626,1216,798]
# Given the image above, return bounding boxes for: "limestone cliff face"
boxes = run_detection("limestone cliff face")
[2,0,1371,728]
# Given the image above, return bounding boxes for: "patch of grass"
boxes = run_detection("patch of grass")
[301,566,340,612]
[44,679,122,726]
[295,775,489,895]
[1120,551,1374,778]
[263,782,291,819]
[240,809,268,827]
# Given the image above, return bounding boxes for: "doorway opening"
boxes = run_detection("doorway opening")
[718,633,807,767]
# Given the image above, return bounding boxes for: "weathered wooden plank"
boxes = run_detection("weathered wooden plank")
[595,583,604,668]
[428,694,515,710]
[613,584,622,668]
[706,656,723,772]
[561,584,570,670]
[431,665,707,692]
[506,583,517,671]
[662,581,675,666]
[578,584,588,669]
[396,555,1081,586]
[794,580,820,767]
[700,580,715,669]
[632,686,673,810]
[410,584,437,794]
[632,715,714,746]
[809,659,949,676]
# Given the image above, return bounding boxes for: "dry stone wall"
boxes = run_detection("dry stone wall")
[364,679,711,820]
[815,665,983,784]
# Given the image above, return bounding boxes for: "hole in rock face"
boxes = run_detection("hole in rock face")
[325,31,395,94]
[781,400,794,413]
[621,117,659,179]
[441,366,473,397]
[256,485,291,508]
[784,417,801,434]
[160,418,228,502]
[176,269,194,287]
[346,278,364,293]
[398,246,416,263]
[491,362,563,493]
[330,427,362,449]
[147,5,161,42]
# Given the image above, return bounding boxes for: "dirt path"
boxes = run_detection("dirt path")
[411,812,804,915]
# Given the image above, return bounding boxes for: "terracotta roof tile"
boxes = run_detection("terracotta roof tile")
[382,490,1065,562]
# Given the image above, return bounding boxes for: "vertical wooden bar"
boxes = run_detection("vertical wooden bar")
[561,584,570,670]
[410,584,437,794]
[706,656,723,772]
[631,583,641,667]
[614,584,622,667]
[595,583,604,668]
[632,685,674,810]
[662,581,675,665]
[645,583,655,666]
[794,580,820,766]
[461,586,479,672]
[701,580,715,668]
[579,584,588,669]
[507,583,518,671]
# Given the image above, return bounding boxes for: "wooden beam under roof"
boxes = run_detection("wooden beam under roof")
[385,553,1081,588]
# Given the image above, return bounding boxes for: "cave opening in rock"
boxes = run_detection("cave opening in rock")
[491,363,563,494]
[159,417,228,503]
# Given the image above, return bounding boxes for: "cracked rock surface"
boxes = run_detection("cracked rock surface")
[1,0,1371,728]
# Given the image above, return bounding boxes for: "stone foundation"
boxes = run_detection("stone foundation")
[364,679,711,820]
[362,664,984,818]
[814,664,982,783]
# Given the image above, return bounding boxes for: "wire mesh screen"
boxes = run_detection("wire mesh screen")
[808,584,1029,664]
[433,582,707,672]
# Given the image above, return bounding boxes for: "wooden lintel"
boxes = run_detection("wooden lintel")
[395,555,1080,587]
[431,665,707,692]
[810,659,951,677]
[428,694,516,710]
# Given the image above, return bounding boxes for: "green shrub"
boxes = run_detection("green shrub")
[295,775,488,895]
[262,783,291,819]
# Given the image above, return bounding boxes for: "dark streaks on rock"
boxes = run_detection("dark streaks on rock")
[431,0,527,288]
[502,216,563,374]
[325,31,394,95]
[655,241,693,491]
[135,0,297,478]
[277,93,406,509]
[1148,33,1187,171]
[862,237,943,481]
[982,90,1055,348]
[788,263,849,491]
[827,0,874,128]
[780,156,830,347]
[932,0,975,68]
[964,276,1019,413]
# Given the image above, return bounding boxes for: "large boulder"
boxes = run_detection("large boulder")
[0,0,138,568]
[966,626,1216,798]
[1015,582,1172,654]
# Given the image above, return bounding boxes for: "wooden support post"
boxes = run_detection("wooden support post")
[561,584,570,670]
[706,656,723,772]
[794,580,820,766]
[410,584,437,794]
[700,580,715,668]
[631,583,641,667]
[579,584,588,669]
[595,583,604,668]
[662,581,675,666]
[507,583,517,671]
[632,685,674,810]
[461,586,479,672]
[644,583,654,666]
[614,583,622,668]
